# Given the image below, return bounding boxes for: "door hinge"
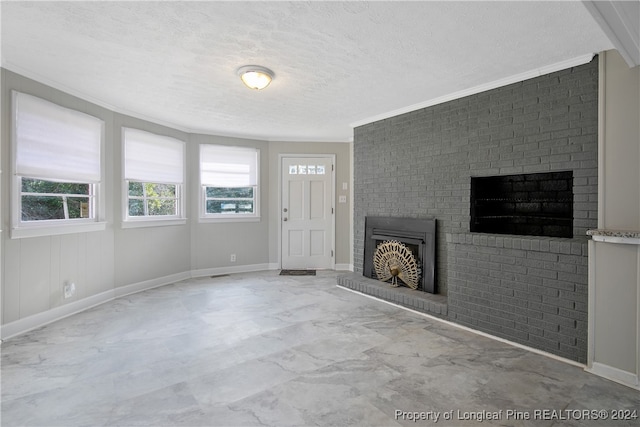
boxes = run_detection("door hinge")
[331,207,334,214]
[332,164,334,171]
[331,250,334,257]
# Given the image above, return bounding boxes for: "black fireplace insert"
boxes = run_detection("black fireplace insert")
[363,216,436,293]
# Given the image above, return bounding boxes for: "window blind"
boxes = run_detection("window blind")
[124,128,185,184]
[200,145,258,187]
[14,91,103,183]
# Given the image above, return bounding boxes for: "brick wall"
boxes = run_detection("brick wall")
[447,234,588,361]
[353,58,598,362]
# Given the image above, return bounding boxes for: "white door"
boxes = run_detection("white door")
[281,156,334,269]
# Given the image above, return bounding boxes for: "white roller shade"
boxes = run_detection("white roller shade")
[200,145,258,187]
[124,128,185,184]
[14,91,103,183]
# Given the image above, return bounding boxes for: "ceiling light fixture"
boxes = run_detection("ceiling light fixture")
[237,65,274,90]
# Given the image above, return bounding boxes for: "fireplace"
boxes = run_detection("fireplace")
[363,217,436,293]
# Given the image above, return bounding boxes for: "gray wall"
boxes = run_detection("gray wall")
[1,68,353,334]
[113,114,191,288]
[354,58,598,362]
[589,50,640,381]
[189,133,270,273]
[2,69,118,322]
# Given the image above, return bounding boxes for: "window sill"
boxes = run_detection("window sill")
[121,218,188,229]
[11,221,107,239]
[199,216,261,224]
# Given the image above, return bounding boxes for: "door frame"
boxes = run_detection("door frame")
[278,153,336,270]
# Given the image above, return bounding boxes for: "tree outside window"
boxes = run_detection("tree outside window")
[205,187,254,214]
[12,91,104,238]
[199,144,259,220]
[123,128,185,223]
[128,181,178,217]
[21,178,93,221]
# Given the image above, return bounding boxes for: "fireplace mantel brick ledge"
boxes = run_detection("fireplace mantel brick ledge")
[337,273,448,317]
[587,229,640,245]
[446,233,589,255]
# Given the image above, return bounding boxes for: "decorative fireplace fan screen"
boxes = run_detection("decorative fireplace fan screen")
[373,240,419,289]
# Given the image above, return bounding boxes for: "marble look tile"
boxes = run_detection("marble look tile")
[2,270,638,426]
[239,376,403,427]
[106,382,204,426]
[188,357,299,407]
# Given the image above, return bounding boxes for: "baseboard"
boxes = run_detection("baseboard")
[335,263,354,271]
[586,362,640,390]
[1,264,274,341]
[337,285,586,369]
[1,264,348,341]
[0,289,115,341]
[114,271,193,298]
[191,263,274,278]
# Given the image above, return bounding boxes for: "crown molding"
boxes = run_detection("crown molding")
[350,54,596,129]
[582,0,640,68]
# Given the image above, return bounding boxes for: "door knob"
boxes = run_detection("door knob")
[283,208,288,212]
[284,218,288,221]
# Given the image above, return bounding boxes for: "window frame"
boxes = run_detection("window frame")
[10,91,106,239]
[199,145,260,223]
[121,128,186,228]
[19,178,96,221]
[203,186,257,216]
[123,180,184,227]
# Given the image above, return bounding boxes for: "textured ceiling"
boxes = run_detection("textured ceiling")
[1,1,614,142]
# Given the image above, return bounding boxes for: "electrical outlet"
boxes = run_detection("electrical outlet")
[63,282,76,299]
[230,254,236,262]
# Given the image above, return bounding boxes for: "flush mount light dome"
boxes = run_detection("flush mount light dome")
[237,65,274,90]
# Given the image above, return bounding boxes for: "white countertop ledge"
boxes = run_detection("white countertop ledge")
[587,229,640,245]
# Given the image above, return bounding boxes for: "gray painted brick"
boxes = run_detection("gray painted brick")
[529,301,560,315]
[527,251,559,262]
[558,271,588,285]
[542,278,576,292]
[543,295,576,310]
[558,307,588,322]
[502,263,528,274]
[529,317,561,332]
[528,284,561,297]
[527,268,558,280]
[354,58,596,363]
[544,330,577,346]
[529,334,560,351]
[544,312,580,329]
[514,290,542,302]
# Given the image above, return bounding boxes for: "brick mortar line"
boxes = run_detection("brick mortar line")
[447,232,588,255]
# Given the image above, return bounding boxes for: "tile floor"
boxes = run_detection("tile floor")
[1,271,638,426]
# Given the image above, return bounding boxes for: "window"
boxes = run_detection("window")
[288,164,326,175]
[123,128,185,226]
[127,182,178,217]
[12,91,104,238]
[199,145,259,220]
[205,187,255,214]
[21,178,92,221]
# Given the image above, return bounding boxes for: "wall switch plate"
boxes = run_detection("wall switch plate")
[342,182,348,190]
